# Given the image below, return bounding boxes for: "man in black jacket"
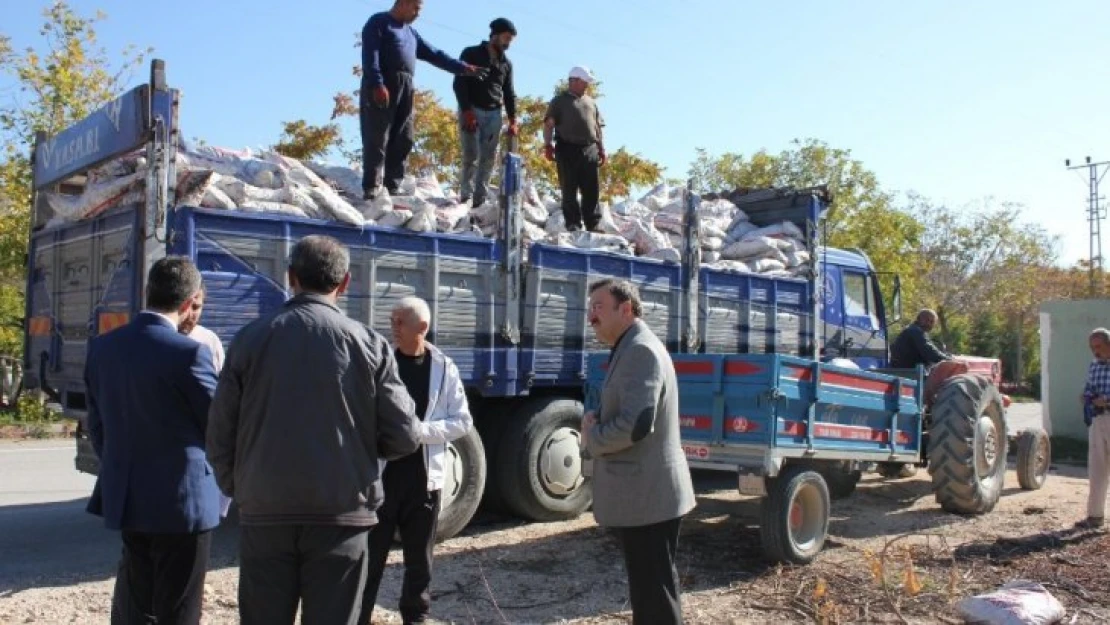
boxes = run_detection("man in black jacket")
[207,235,423,625]
[453,17,518,207]
[890,309,951,370]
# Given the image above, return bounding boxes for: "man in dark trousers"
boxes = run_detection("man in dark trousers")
[85,257,219,625]
[361,0,481,199]
[207,236,423,625]
[360,297,473,625]
[583,278,696,624]
[889,308,951,370]
[453,18,518,207]
[544,66,607,232]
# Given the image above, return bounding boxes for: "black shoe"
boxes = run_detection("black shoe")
[459,195,471,205]
[363,186,383,201]
[566,224,584,232]
[385,186,400,196]
[1077,517,1105,529]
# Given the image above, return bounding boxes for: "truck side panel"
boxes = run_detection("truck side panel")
[24,205,142,416]
[521,243,684,391]
[176,208,514,394]
[698,268,813,357]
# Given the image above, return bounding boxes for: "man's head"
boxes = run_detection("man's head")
[567,66,595,96]
[1090,328,1110,362]
[587,278,642,346]
[288,235,351,300]
[146,257,203,322]
[489,18,516,52]
[391,296,431,355]
[178,285,205,335]
[391,0,423,23]
[915,309,939,333]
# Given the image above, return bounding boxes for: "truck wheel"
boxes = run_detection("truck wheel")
[820,466,861,499]
[877,462,918,479]
[436,428,487,541]
[760,466,830,564]
[1016,428,1050,491]
[927,374,1007,515]
[474,404,514,514]
[497,397,592,522]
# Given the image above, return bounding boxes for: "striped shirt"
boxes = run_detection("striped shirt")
[1083,359,1110,425]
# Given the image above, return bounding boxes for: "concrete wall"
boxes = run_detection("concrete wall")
[1040,299,1110,440]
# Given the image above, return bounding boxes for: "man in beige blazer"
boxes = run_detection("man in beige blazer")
[583,278,696,624]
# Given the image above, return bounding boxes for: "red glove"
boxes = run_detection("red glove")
[372,85,389,108]
[543,144,556,162]
[462,110,478,133]
[507,120,519,136]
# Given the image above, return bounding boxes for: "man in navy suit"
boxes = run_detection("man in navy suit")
[86,256,220,625]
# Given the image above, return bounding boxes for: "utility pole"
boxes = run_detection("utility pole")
[1065,157,1109,296]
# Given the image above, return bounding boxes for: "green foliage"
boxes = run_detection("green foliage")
[0,393,62,425]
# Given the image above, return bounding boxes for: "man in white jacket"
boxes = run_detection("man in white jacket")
[359,296,473,625]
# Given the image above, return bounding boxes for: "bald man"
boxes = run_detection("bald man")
[889,309,951,370]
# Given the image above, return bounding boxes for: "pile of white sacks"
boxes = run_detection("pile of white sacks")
[43,146,810,279]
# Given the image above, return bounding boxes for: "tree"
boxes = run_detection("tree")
[272,120,342,161]
[689,139,924,310]
[0,1,149,355]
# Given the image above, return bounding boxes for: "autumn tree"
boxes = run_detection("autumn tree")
[0,1,149,355]
[689,139,924,310]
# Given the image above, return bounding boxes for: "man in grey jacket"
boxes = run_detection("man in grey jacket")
[583,278,695,625]
[207,235,422,625]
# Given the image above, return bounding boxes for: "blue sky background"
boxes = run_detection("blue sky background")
[4,0,1110,265]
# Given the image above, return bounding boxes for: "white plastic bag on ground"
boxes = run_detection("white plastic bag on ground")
[956,580,1065,625]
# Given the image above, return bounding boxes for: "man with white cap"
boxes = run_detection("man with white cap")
[543,66,606,232]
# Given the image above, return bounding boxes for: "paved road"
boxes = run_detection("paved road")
[0,440,238,594]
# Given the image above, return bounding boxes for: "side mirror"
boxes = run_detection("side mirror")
[890,275,903,325]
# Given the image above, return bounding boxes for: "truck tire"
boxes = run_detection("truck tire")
[877,462,918,479]
[820,466,861,499]
[760,466,830,564]
[496,397,592,522]
[473,403,514,514]
[927,374,1007,515]
[436,428,487,541]
[1016,428,1050,491]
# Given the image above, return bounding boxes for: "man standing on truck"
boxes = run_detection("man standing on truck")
[360,297,473,625]
[452,17,518,207]
[1079,327,1110,530]
[582,278,695,624]
[889,309,951,370]
[361,0,483,200]
[85,257,220,625]
[206,235,424,625]
[544,66,606,232]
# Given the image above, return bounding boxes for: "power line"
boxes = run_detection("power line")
[1064,156,1110,296]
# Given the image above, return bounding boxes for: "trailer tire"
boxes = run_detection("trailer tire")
[877,462,918,479]
[760,466,830,564]
[497,397,592,522]
[927,374,1007,515]
[435,428,487,541]
[474,402,515,514]
[1016,428,1050,491]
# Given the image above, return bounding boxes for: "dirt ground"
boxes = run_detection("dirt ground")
[2,460,1107,625]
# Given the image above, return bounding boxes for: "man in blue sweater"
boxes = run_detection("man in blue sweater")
[361,0,480,200]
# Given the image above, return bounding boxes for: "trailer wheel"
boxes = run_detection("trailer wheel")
[877,462,918,479]
[1016,428,1050,491]
[497,397,592,522]
[436,428,487,541]
[760,466,830,564]
[927,374,1007,515]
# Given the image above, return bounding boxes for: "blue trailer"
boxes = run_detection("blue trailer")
[25,61,1026,544]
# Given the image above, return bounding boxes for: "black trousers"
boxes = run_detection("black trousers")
[613,517,684,625]
[109,530,211,625]
[360,72,416,194]
[238,524,370,625]
[555,141,602,231]
[360,464,441,625]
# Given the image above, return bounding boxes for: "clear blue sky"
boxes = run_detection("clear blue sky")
[5,0,1110,266]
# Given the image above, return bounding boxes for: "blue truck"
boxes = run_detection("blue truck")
[21,61,1048,551]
